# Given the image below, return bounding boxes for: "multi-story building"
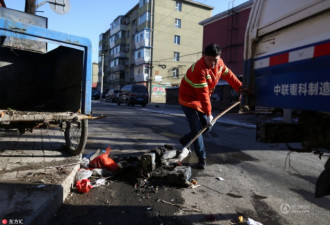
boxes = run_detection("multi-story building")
[98,29,111,93]
[99,0,213,103]
[92,62,98,89]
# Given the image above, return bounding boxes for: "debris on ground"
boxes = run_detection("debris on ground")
[149,165,192,187]
[238,215,244,223]
[74,145,196,194]
[80,157,90,168]
[161,149,177,161]
[76,179,93,193]
[89,146,119,171]
[160,199,201,212]
[75,168,92,181]
[247,218,263,225]
[92,178,108,188]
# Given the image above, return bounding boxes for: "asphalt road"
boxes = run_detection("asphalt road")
[51,102,330,225]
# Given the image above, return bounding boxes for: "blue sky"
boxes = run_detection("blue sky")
[5,0,248,63]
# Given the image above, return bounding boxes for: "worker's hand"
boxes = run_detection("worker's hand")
[206,115,213,126]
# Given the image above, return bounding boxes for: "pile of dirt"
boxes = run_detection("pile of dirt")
[50,145,195,225]
[112,145,193,189]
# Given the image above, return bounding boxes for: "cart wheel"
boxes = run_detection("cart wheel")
[64,119,88,156]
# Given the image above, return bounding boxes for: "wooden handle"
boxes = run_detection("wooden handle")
[211,101,241,125]
[183,101,240,149]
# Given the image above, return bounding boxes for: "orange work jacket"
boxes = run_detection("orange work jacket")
[179,56,242,116]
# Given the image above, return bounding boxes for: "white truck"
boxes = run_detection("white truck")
[243,0,330,197]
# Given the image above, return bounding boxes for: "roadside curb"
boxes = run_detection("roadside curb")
[0,159,80,225]
[28,163,80,225]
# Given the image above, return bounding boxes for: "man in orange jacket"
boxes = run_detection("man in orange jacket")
[179,43,242,169]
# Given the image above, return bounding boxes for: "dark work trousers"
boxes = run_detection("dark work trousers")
[180,105,212,160]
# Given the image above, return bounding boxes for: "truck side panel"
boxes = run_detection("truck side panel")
[244,0,330,112]
[254,40,330,112]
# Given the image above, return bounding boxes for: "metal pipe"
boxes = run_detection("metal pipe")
[100,53,104,101]
[148,0,155,103]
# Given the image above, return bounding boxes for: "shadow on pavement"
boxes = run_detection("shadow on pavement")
[0,182,64,225]
[49,203,239,225]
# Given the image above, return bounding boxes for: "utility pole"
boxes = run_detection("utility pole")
[25,0,36,14]
[0,0,6,7]
[100,53,104,101]
[148,0,155,103]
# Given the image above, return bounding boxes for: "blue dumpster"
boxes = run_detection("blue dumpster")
[0,8,92,155]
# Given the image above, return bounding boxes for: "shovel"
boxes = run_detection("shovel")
[174,101,241,162]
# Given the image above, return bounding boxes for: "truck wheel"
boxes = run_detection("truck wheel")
[64,119,88,156]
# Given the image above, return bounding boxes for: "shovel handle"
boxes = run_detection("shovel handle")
[183,101,240,149]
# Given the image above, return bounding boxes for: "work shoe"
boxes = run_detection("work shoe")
[197,158,206,169]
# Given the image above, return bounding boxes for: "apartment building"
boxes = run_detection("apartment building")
[92,62,98,89]
[99,0,213,103]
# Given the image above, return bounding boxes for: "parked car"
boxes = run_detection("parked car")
[105,89,122,103]
[101,89,108,99]
[117,84,148,107]
[92,90,100,100]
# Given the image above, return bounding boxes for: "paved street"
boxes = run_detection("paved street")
[56,101,330,224]
[1,101,330,225]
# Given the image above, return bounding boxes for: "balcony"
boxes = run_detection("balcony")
[137,22,150,31]
[111,24,127,36]
[110,65,127,72]
[135,57,148,65]
[109,40,115,49]
[135,39,150,49]
[112,51,126,58]
[134,73,148,82]
[115,37,126,46]
[134,48,151,65]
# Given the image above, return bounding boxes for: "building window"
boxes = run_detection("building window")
[175,18,181,28]
[135,48,151,61]
[176,1,182,11]
[138,12,150,25]
[110,16,127,30]
[174,52,180,61]
[173,68,179,78]
[144,67,149,74]
[139,0,150,8]
[174,35,180,45]
[135,29,151,48]
[110,35,115,43]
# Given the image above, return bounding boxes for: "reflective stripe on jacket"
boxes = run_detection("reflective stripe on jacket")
[179,56,242,116]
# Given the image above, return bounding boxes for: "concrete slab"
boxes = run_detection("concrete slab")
[0,128,80,225]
